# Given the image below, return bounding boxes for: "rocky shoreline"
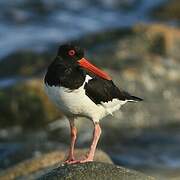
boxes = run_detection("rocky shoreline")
[0,23,180,129]
[0,149,112,179]
[0,0,180,179]
[0,22,180,179]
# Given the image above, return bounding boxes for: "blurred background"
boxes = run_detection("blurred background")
[0,0,180,179]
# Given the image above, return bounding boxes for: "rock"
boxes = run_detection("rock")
[0,149,112,180]
[1,24,179,79]
[0,78,61,128]
[152,0,180,21]
[0,51,52,78]
[133,24,180,58]
[1,23,180,129]
[71,24,180,129]
[76,24,180,69]
[0,24,179,179]
[39,162,155,180]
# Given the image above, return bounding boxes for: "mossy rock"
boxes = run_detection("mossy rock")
[132,24,180,58]
[39,162,155,180]
[1,24,180,80]
[0,24,180,129]
[0,51,52,78]
[0,78,61,128]
[0,149,113,180]
[75,24,180,67]
[152,0,180,21]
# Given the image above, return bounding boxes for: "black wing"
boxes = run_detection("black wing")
[84,77,142,105]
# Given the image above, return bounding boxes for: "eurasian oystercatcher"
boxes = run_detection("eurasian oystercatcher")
[44,44,142,164]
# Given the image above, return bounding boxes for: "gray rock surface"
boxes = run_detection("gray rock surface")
[39,162,155,180]
[0,149,112,180]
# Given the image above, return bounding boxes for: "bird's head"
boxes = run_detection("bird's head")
[57,44,111,80]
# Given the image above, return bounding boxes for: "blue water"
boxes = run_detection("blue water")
[110,129,180,170]
[0,0,166,60]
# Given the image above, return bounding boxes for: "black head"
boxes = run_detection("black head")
[57,44,84,62]
[56,43,111,81]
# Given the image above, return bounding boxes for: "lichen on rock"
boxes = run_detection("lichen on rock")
[0,79,61,128]
[39,162,155,180]
[0,149,113,180]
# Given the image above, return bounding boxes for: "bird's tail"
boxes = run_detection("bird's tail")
[128,95,143,102]
[120,91,143,102]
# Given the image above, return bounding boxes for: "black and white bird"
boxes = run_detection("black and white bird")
[44,44,142,164]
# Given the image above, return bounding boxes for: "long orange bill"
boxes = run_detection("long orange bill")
[78,58,111,80]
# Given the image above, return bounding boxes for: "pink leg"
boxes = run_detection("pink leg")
[79,123,101,163]
[64,119,77,164]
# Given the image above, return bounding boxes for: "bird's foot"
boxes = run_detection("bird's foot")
[79,157,93,163]
[65,158,93,164]
[64,156,77,164]
[63,155,93,164]
[77,154,94,163]
[64,159,79,164]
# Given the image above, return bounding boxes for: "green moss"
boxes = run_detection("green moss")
[0,79,61,129]
[148,34,166,55]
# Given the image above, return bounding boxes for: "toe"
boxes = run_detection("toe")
[79,158,93,163]
[66,160,80,164]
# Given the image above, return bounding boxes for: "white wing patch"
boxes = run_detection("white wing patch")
[101,99,127,115]
[84,75,92,83]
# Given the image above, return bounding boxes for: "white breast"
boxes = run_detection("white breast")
[44,75,127,122]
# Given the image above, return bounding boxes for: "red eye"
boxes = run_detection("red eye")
[68,49,76,56]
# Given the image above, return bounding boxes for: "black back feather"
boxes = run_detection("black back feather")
[84,77,142,104]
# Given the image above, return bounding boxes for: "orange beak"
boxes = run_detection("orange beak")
[78,58,111,80]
